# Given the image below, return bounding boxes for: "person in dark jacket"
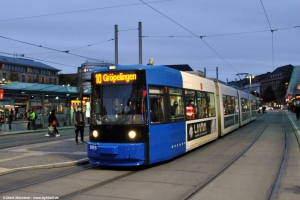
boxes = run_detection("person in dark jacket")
[46,109,60,137]
[26,110,31,130]
[8,107,14,130]
[262,106,266,114]
[73,107,86,144]
[294,104,300,121]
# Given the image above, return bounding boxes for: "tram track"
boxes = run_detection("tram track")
[59,170,137,199]
[0,163,139,199]
[1,111,297,199]
[0,164,97,194]
[276,112,300,200]
[268,113,288,200]
[55,112,285,200]
[180,113,277,200]
[181,111,299,200]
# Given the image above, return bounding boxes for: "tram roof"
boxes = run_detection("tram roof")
[0,82,90,94]
[94,64,193,72]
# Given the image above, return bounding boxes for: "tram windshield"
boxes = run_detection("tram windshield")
[91,84,147,125]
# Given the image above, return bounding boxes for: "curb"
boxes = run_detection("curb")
[0,126,75,136]
[0,158,89,176]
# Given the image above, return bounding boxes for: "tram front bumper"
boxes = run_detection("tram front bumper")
[87,142,145,166]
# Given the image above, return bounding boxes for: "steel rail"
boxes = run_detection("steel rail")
[268,112,288,200]
[0,164,96,194]
[181,114,275,200]
[60,170,137,200]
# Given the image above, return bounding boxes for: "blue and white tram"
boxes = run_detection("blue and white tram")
[215,82,239,136]
[249,94,257,121]
[87,64,254,166]
[237,90,251,126]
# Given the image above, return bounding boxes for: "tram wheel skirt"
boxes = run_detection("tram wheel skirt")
[88,142,145,166]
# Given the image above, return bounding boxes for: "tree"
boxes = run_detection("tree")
[262,85,276,103]
[276,76,290,100]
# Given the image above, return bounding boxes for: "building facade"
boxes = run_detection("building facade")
[228,64,294,108]
[286,65,300,105]
[0,55,60,85]
[260,64,293,107]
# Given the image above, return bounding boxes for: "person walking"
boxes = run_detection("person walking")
[8,107,14,130]
[26,110,31,130]
[73,107,86,144]
[30,110,37,130]
[294,104,300,121]
[46,109,60,137]
[0,112,4,132]
[262,106,266,114]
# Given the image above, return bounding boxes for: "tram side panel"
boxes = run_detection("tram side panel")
[181,72,219,152]
[238,90,251,126]
[147,69,187,164]
[148,123,186,164]
[215,82,239,136]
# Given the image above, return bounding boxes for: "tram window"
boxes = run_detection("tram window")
[223,95,236,115]
[150,95,165,123]
[235,98,239,113]
[169,88,184,122]
[223,95,227,114]
[196,92,204,118]
[198,92,215,118]
[251,99,257,111]
[241,98,249,112]
[185,90,196,120]
[170,96,184,122]
[92,84,147,125]
[208,93,216,117]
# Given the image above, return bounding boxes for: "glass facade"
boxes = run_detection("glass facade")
[0,82,91,128]
[286,65,300,103]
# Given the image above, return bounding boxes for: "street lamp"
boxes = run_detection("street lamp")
[236,73,254,92]
[246,74,255,94]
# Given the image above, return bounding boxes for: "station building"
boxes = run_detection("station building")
[0,55,60,84]
[0,55,91,128]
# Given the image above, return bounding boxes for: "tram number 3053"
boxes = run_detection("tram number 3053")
[89,145,97,150]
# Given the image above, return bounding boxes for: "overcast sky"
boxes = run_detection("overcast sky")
[1,0,299,82]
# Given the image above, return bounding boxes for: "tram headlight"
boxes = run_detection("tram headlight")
[92,130,99,138]
[128,130,137,139]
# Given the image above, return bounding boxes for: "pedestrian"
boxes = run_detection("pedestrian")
[26,110,31,130]
[262,106,266,114]
[73,106,86,144]
[8,107,14,130]
[294,104,300,121]
[0,111,4,132]
[30,110,37,130]
[46,109,60,137]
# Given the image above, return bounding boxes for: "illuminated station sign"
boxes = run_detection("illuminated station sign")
[95,72,137,84]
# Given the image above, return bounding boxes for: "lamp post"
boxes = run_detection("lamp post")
[236,73,254,92]
[246,74,255,94]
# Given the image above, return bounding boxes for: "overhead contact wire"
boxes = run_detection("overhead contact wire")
[139,0,239,73]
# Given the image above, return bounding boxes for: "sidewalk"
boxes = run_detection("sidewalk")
[0,120,89,175]
[0,120,74,135]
